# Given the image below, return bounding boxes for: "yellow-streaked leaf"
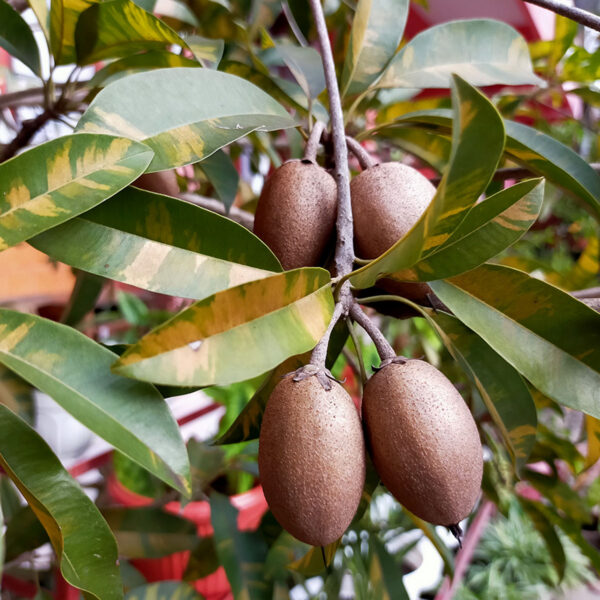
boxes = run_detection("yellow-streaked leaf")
[50,0,96,65]
[585,415,600,469]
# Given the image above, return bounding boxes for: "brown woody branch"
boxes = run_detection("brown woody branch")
[522,0,600,33]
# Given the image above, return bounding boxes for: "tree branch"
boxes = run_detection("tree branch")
[349,303,396,361]
[178,192,254,229]
[0,108,55,162]
[303,121,326,162]
[523,0,600,33]
[346,136,375,169]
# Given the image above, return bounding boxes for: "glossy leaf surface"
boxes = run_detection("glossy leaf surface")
[50,0,96,64]
[113,268,334,386]
[197,150,240,212]
[431,264,600,418]
[389,179,544,282]
[0,405,122,600]
[75,0,187,64]
[341,0,408,96]
[426,311,537,474]
[350,75,505,289]
[76,68,297,171]
[0,134,153,251]
[0,0,41,75]
[277,44,325,99]
[379,19,542,88]
[0,309,191,495]
[31,187,280,299]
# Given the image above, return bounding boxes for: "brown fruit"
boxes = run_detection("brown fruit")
[362,360,483,526]
[350,162,436,303]
[253,160,337,270]
[134,170,179,196]
[258,374,365,546]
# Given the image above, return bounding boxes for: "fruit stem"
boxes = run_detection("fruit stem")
[303,121,326,162]
[308,0,355,279]
[310,300,346,369]
[349,302,395,361]
[346,136,374,170]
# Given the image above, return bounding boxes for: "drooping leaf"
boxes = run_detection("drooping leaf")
[30,187,280,299]
[4,505,48,562]
[430,264,600,418]
[133,0,199,26]
[276,44,326,100]
[183,33,224,66]
[60,271,104,326]
[0,405,122,600]
[0,134,153,251]
[0,309,191,496]
[0,364,34,424]
[197,149,240,212]
[349,75,505,289]
[340,0,408,96]
[113,268,334,386]
[89,50,199,88]
[75,0,188,65]
[378,19,542,89]
[585,416,600,469]
[425,311,537,474]
[388,179,544,283]
[50,0,96,65]
[76,67,297,171]
[0,0,41,75]
[210,492,270,599]
[370,536,410,600]
[125,582,203,600]
[28,0,50,41]
[103,507,198,558]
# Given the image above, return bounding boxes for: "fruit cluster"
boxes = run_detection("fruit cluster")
[255,146,483,547]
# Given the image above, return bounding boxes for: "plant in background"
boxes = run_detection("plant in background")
[0,0,600,597]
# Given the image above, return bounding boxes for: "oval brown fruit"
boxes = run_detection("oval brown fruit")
[258,374,365,546]
[362,360,483,526]
[351,162,436,303]
[253,160,337,270]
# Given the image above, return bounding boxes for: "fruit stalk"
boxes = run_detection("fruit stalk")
[346,136,374,170]
[349,302,396,361]
[303,120,326,162]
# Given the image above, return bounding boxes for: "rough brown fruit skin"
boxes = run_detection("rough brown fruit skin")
[351,162,436,303]
[362,360,483,526]
[258,375,365,546]
[134,170,179,196]
[253,160,337,270]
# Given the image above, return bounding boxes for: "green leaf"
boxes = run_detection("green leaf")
[519,498,566,581]
[349,75,505,289]
[0,309,191,496]
[28,0,50,41]
[31,186,279,299]
[75,0,188,65]
[425,311,537,475]
[50,0,96,65]
[183,536,219,580]
[60,271,104,326]
[113,268,334,386]
[103,507,198,558]
[76,67,297,171]
[388,179,544,283]
[0,0,41,76]
[585,415,600,469]
[381,110,600,219]
[430,264,600,418]
[133,0,199,26]
[125,582,203,600]
[276,44,325,100]
[341,0,408,96]
[183,33,224,67]
[0,134,153,251]
[198,150,239,212]
[0,364,34,424]
[370,536,410,600]
[0,405,122,600]
[210,492,270,600]
[89,50,199,88]
[289,540,339,576]
[378,19,543,89]
[4,505,48,562]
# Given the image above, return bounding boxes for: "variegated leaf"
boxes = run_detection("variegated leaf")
[113,268,334,387]
[183,33,224,66]
[0,134,153,251]
[76,67,297,171]
[431,264,600,418]
[585,415,600,469]
[0,405,122,600]
[28,0,50,41]
[349,75,505,289]
[30,187,280,299]
[378,19,543,89]
[388,179,544,282]
[340,0,408,97]
[0,309,191,496]
[133,0,199,26]
[75,0,188,65]
[50,0,96,65]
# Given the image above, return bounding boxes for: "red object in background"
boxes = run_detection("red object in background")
[107,474,268,600]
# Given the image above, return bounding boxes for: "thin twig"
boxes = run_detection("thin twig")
[282,0,309,47]
[572,286,600,299]
[523,0,600,33]
[0,108,55,162]
[303,121,326,162]
[346,136,375,170]
[310,301,346,368]
[349,303,396,361]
